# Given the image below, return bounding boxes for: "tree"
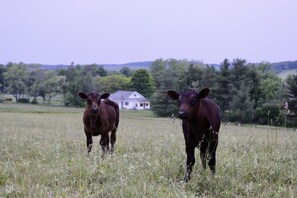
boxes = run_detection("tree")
[63,65,89,106]
[150,85,178,117]
[27,69,48,103]
[150,59,166,88]
[216,59,233,113]
[247,64,262,108]
[3,63,29,100]
[97,65,108,77]
[229,87,255,123]
[96,74,130,93]
[130,69,155,98]
[200,65,218,93]
[166,59,187,90]
[150,59,200,117]
[120,67,133,77]
[255,73,282,124]
[231,58,248,90]
[44,75,66,104]
[180,63,204,89]
[286,73,297,126]
[0,64,6,92]
[80,64,108,78]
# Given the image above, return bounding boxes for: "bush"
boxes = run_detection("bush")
[31,99,38,104]
[256,104,280,125]
[17,98,30,103]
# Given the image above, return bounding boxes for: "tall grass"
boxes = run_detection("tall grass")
[0,103,296,197]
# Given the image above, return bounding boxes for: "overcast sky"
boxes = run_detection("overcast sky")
[0,0,296,65]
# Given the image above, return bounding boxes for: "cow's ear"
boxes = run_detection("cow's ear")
[167,90,179,100]
[100,93,110,100]
[77,92,88,100]
[197,88,210,99]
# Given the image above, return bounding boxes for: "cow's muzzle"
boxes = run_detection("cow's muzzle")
[177,111,189,119]
[91,103,99,113]
[91,108,99,113]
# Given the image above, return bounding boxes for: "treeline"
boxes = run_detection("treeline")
[149,59,296,127]
[0,62,154,106]
[0,59,296,127]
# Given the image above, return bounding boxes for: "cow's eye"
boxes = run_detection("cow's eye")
[190,98,197,107]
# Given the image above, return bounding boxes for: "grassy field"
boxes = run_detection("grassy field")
[0,103,296,197]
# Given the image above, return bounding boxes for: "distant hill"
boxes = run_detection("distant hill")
[40,61,153,71]
[271,60,297,73]
[40,64,70,70]
[102,61,153,71]
[270,60,297,79]
[39,60,297,79]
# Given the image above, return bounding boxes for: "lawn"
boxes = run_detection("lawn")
[0,103,296,197]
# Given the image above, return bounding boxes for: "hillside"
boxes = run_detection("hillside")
[102,61,152,71]
[271,60,297,79]
[271,60,297,73]
[39,60,297,77]
[40,61,153,71]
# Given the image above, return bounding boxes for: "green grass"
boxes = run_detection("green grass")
[0,103,81,113]
[0,104,296,197]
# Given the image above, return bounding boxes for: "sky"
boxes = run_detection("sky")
[0,0,296,65]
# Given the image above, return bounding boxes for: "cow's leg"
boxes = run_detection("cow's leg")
[208,139,218,174]
[100,134,108,157]
[106,135,110,151]
[110,129,116,153]
[182,121,197,182]
[184,144,195,182]
[85,130,93,154]
[199,140,208,170]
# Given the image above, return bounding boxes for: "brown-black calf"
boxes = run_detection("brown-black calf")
[78,91,119,155]
[167,88,221,181]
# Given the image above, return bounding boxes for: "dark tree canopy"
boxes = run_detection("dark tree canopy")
[130,69,155,98]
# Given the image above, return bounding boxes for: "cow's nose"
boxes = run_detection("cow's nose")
[91,106,99,113]
[177,111,188,119]
[91,108,98,113]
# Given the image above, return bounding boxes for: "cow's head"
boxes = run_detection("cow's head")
[77,91,110,113]
[167,88,210,119]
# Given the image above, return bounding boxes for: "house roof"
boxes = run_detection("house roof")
[109,90,149,102]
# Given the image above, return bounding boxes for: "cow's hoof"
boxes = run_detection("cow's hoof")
[184,175,190,182]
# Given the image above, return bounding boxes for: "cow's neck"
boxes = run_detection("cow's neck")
[89,113,99,128]
[90,113,110,132]
[188,111,209,131]
[189,106,204,124]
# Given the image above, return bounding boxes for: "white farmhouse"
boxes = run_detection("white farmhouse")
[109,90,150,110]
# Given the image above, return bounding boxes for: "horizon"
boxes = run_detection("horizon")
[1,59,297,67]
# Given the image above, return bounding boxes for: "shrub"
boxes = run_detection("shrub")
[31,99,38,104]
[17,98,30,103]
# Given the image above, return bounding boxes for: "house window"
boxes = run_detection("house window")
[146,103,149,106]
[140,103,143,107]
[125,102,129,106]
